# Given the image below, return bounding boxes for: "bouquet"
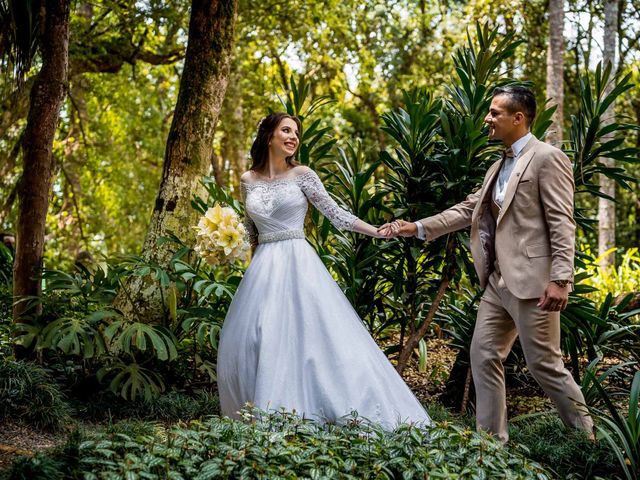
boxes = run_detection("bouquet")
[194,204,250,266]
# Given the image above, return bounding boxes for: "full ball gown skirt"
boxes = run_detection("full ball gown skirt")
[217,170,431,429]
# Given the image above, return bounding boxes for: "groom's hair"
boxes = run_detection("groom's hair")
[493,85,537,126]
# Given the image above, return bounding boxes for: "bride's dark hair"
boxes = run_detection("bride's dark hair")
[249,112,301,172]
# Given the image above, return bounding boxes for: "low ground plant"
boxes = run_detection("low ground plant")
[7,409,550,479]
[510,414,618,479]
[0,359,71,431]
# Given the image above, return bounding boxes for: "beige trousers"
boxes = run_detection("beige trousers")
[470,271,593,442]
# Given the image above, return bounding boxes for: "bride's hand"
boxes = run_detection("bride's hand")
[377,223,397,238]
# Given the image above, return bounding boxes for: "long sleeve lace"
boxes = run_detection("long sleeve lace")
[296,170,357,231]
[240,182,258,246]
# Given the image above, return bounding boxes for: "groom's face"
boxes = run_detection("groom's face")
[484,95,518,143]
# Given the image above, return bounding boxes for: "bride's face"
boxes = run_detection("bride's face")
[270,118,300,158]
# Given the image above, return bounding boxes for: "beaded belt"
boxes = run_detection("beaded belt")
[258,229,305,244]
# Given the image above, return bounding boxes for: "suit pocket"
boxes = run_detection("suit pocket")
[526,243,551,258]
[516,179,535,206]
[517,179,532,192]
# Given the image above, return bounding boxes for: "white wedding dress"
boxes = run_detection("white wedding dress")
[217,169,432,429]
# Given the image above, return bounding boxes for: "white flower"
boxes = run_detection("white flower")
[193,203,250,266]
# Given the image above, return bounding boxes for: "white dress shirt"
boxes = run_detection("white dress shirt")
[493,132,532,206]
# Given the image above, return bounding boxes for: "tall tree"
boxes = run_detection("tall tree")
[4,0,71,333]
[598,0,619,268]
[546,0,565,145]
[115,0,238,322]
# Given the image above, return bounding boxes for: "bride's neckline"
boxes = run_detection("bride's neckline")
[241,169,313,186]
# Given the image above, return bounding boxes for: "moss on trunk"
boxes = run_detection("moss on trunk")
[114,0,238,323]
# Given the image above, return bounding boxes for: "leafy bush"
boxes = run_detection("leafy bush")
[0,359,72,430]
[9,410,550,479]
[12,238,240,401]
[588,369,640,480]
[581,247,640,308]
[0,284,12,356]
[510,414,618,479]
[145,390,220,420]
[0,242,13,286]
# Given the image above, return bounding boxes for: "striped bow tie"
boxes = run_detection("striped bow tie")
[502,147,515,159]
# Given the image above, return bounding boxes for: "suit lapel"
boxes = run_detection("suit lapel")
[472,160,502,222]
[497,137,539,224]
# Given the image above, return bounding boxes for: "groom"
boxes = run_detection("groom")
[380,85,593,442]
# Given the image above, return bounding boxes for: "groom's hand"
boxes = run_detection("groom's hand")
[392,219,418,237]
[537,282,569,311]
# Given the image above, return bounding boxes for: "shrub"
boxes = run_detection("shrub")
[9,410,551,479]
[0,284,11,357]
[68,389,220,423]
[580,247,640,309]
[146,389,220,420]
[510,413,618,479]
[0,359,71,431]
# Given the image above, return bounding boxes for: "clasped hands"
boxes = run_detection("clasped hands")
[377,219,417,238]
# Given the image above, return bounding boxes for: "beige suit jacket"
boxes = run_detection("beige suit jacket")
[419,136,575,299]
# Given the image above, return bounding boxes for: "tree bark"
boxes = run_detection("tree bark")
[598,0,619,269]
[395,276,449,374]
[13,0,70,326]
[546,0,564,146]
[114,0,238,323]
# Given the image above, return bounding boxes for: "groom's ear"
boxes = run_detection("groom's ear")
[513,111,525,125]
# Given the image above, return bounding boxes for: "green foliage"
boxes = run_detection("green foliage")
[581,247,640,307]
[581,357,637,411]
[510,414,618,479]
[587,370,640,480]
[140,390,220,421]
[569,61,640,234]
[0,243,13,285]
[9,410,550,479]
[10,179,244,402]
[561,280,640,377]
[0,359,71,431]
[0,284,12,356]
[8,455,69,480]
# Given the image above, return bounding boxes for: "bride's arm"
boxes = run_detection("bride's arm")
[352,219,386,238]
[240,180,258,247]
[296,167,386,239]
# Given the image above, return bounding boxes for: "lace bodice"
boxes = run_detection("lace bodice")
[241,169,357,244]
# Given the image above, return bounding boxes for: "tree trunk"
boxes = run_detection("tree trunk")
[114,0,238,323]
[395,276,449,374]
[598,0,619,269]
[546,0,564,146]
[12,0,70,331]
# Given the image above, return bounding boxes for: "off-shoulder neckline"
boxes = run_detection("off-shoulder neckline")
[240,170,315,187]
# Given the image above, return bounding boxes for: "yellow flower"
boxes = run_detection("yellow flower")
[205,205,224,225]
[193,203,250,265]
[217,226,242,255]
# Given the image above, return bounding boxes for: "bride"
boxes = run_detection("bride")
[217,112,431,429]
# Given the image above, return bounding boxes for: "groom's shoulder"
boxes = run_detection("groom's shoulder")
[532,138,570,162]
[533,139,566,157]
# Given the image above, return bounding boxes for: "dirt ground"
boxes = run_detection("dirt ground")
[0,420,66,470]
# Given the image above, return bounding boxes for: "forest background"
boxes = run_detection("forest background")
[0,0,639,479]
[1,0,638,263]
